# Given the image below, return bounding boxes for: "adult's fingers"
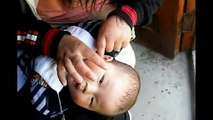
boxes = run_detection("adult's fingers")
[113,41,122,51]
[105,38,114,53]
[70,55,98,82]
[96,35,106,57]
[57,60,68,86]
[121,41,129,48]
[85,49,107,70]
[64,56,84,83]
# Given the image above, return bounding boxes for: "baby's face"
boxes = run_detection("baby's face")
[68,58,128,116]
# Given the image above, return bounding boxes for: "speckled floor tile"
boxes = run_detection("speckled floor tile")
[129,41,195,120]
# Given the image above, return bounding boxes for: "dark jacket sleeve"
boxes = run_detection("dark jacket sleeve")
[108,0,164,27]
[16,0,70,59]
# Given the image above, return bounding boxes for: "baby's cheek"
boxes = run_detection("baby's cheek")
[71,92,89,108]
[69,85,92,109]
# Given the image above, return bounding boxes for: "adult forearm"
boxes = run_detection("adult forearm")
[16,19,70,59]
[108,0,164,27]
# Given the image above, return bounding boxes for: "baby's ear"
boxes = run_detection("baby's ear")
[103,55,114,62]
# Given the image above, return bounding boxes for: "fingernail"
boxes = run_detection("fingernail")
[63,81,67,86]
[61,78,67,86]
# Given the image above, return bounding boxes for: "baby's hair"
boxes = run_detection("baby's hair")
[112,60,141,116]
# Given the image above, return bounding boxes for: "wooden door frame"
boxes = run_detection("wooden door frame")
[134,0,195,59]
[181,0,196,51]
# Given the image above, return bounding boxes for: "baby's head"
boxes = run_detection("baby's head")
[68,55,141,116]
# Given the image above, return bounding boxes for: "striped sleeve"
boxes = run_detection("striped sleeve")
[17,20,70,59]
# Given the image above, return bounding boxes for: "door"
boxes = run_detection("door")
[134,0,196,58]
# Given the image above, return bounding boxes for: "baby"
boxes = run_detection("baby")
[67,52,140,116]
[18,20,141,118]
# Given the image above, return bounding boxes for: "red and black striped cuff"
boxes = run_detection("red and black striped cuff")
[49,31,71,59]
[41,28,71,59]
[42,28,60,56]
[121,5,137,26]
[107,5,137,28]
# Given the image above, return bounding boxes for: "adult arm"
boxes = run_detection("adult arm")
[16,0,107,85]
[109,0,164,27]
[96,0,164,56]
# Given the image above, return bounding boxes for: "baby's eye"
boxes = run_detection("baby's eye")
[99,75,104,84]
[90,97,94,106]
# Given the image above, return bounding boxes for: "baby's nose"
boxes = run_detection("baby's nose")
[78,82,86,91]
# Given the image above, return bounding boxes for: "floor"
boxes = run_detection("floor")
[129,41,195,120]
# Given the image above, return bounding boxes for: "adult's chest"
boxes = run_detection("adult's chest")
[36,0,115,24]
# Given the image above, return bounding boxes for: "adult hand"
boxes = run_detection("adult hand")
[96,15,132,57]
[57,35,107,86]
